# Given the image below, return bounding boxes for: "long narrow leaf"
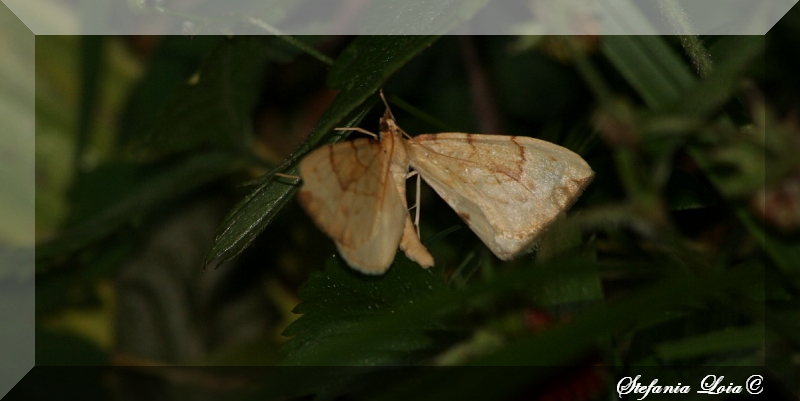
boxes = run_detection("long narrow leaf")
[36,151,240,269]
[205,36,441,268]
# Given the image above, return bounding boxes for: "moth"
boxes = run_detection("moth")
[297,94,594,275]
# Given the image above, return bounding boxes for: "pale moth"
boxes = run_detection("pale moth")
[297,94,594,275]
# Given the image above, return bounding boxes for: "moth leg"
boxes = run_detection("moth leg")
[396,166,433,268]
[415,172,422,237]
[274,172,301,180]
[405,170,422,238]
[334,127,377,139]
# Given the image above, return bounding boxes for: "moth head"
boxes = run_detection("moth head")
[379,109,396,134]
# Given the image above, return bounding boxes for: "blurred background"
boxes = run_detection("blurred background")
[18,2,800,400]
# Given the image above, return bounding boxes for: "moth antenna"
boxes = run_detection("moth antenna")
[379,89,396,120]
[274,172,301,180]
[335,127,378,139]
[398,127,415,141]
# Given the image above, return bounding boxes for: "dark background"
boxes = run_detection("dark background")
[24,3,800,400]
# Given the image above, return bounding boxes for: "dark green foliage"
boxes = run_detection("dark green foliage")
[33,17,800,401]
[282,255,450,366]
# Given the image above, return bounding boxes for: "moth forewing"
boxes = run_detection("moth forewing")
[406,133,594,260]
[297,137,408,274]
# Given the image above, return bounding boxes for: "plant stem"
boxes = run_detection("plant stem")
[657,0,714,77]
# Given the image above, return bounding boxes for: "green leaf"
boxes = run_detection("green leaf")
[738,209,800,279]
[655,325,765,361]
[327,36,440,90]
[205,35,440,267]
[603,36,763,126]
[136,36,308,158]
[251,249,765,399]
[533,219,603,305]
[476,265,763,367]
[66,162,146,224]
[281,256,450,366]
[118,36,223,148]
[280,252,611,369]
[358,0,492,35]
[35,326,108,366]
[372,262,765,401]
[36,151,239,268]
[202,102,371,269]
[602,36,695,110]
[36,237,136,315]
[670,36,763,118]
[601,36,795,274]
